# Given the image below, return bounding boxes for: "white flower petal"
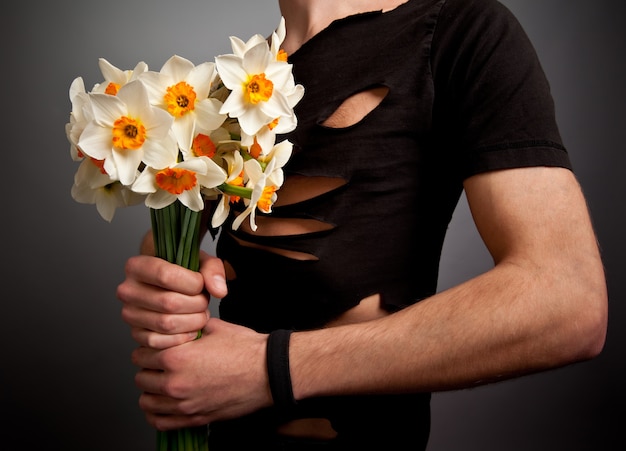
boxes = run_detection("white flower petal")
[141,135,179,169]
[196,158,227,188]
[130,61,149,80]
[137,71,168,106]
[223,151,244,183]
[219,90,247,117]
[214,55,248,90]
[268,140,293,168]
[116,81,151,117]
[176,157,208,173]
[265,61,292,88]
[71,181,97,204]
[78,122,114,159]
[112,147,143,185]
[131,168,158,194]
[287,83,305,104]
[237,106,273,136]
[272,112,298,134]
[172,113,196,152]
[95,186,125,222]
[74,159,114,189]
[161,55,194,81]
[144,107,176,140]
[232,206,254,231]
[194,98,227,131]
[242,42,272,75]
[244,158,264,181]
[270,18,286,57]
[179,187,204,211]
[146,190,177,210]
[229,36,248,56]
[259,90,292,120]
[211,195,230,228]
[122,187,145,206]
[103,158,118,180]
[98,58,125,85]
[89,93,126,126]
[69,77,86,101]
[186,62,216,99]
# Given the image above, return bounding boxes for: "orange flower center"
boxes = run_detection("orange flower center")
[192,133,216,158]
[164,81,197,117]
[90,157,108,175]
[277,49,288,62]
[155,167,197,194]
[258,185,277,212]
[267,118,280,131]
[105,82,120,95]
[245,73,273,105]
[249,136,262,159]
[228,171,245,203]
[112,116,146,150]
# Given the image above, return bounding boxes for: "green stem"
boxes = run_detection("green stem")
[151,201,209,450]
[175,206,193,267]
[217,183,253,199]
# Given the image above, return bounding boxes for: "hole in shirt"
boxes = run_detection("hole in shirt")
[223,260,237,280]
[274,175,347,207]
[321,85,389,128]
[229,233,320,262]
[228,175,346,262]
[277,418,338,440]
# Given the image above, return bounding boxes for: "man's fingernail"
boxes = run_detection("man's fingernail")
[213,275,227,293]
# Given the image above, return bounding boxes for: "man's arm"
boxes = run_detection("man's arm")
[125,166,607,430]
[290,166,607,398]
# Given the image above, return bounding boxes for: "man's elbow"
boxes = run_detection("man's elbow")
[582,289,608,359]
[569,264,608,361]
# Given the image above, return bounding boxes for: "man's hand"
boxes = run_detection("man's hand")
[117,251,228,350]
[131,318,272,430]
[118,249,272,429]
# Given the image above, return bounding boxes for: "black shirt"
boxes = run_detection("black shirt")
[211,0,571,447]
[217,0,570,332]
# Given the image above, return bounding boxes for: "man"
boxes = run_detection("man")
[117,0,607,448]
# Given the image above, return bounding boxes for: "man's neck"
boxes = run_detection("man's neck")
[278,0,407,55]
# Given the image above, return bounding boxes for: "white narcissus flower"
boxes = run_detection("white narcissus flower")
[66,77,94,161]
[91,58,148,95]
[241,127,274,159]
[231,146,290,231]
[228,33,267,59]
[210,151,245,228]
[139,55,227,153]
[77,80,178,186]
[71,158,143,222]
[270,17,288,62]
[216,41,296,136]
[228,17,287,61]
[132,157,227,212]
[228,17,286,62]
[257,139,293,169]
[186,125,231,161]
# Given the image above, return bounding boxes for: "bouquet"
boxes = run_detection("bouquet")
[65,18,303,450]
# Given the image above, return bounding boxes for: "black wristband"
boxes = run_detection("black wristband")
[266,329,297,410]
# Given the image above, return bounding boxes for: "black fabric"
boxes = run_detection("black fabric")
[217,0,571,332]
[208,392,431,450]
[213,0,571,448]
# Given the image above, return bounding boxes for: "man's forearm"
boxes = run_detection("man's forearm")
[289,257,606,401]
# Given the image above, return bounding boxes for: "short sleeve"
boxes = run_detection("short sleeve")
[431,0,572,179]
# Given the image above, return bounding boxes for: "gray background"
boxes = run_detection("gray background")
[2,1,624,449]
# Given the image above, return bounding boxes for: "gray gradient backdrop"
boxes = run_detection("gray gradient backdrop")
[2,1,624,449]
